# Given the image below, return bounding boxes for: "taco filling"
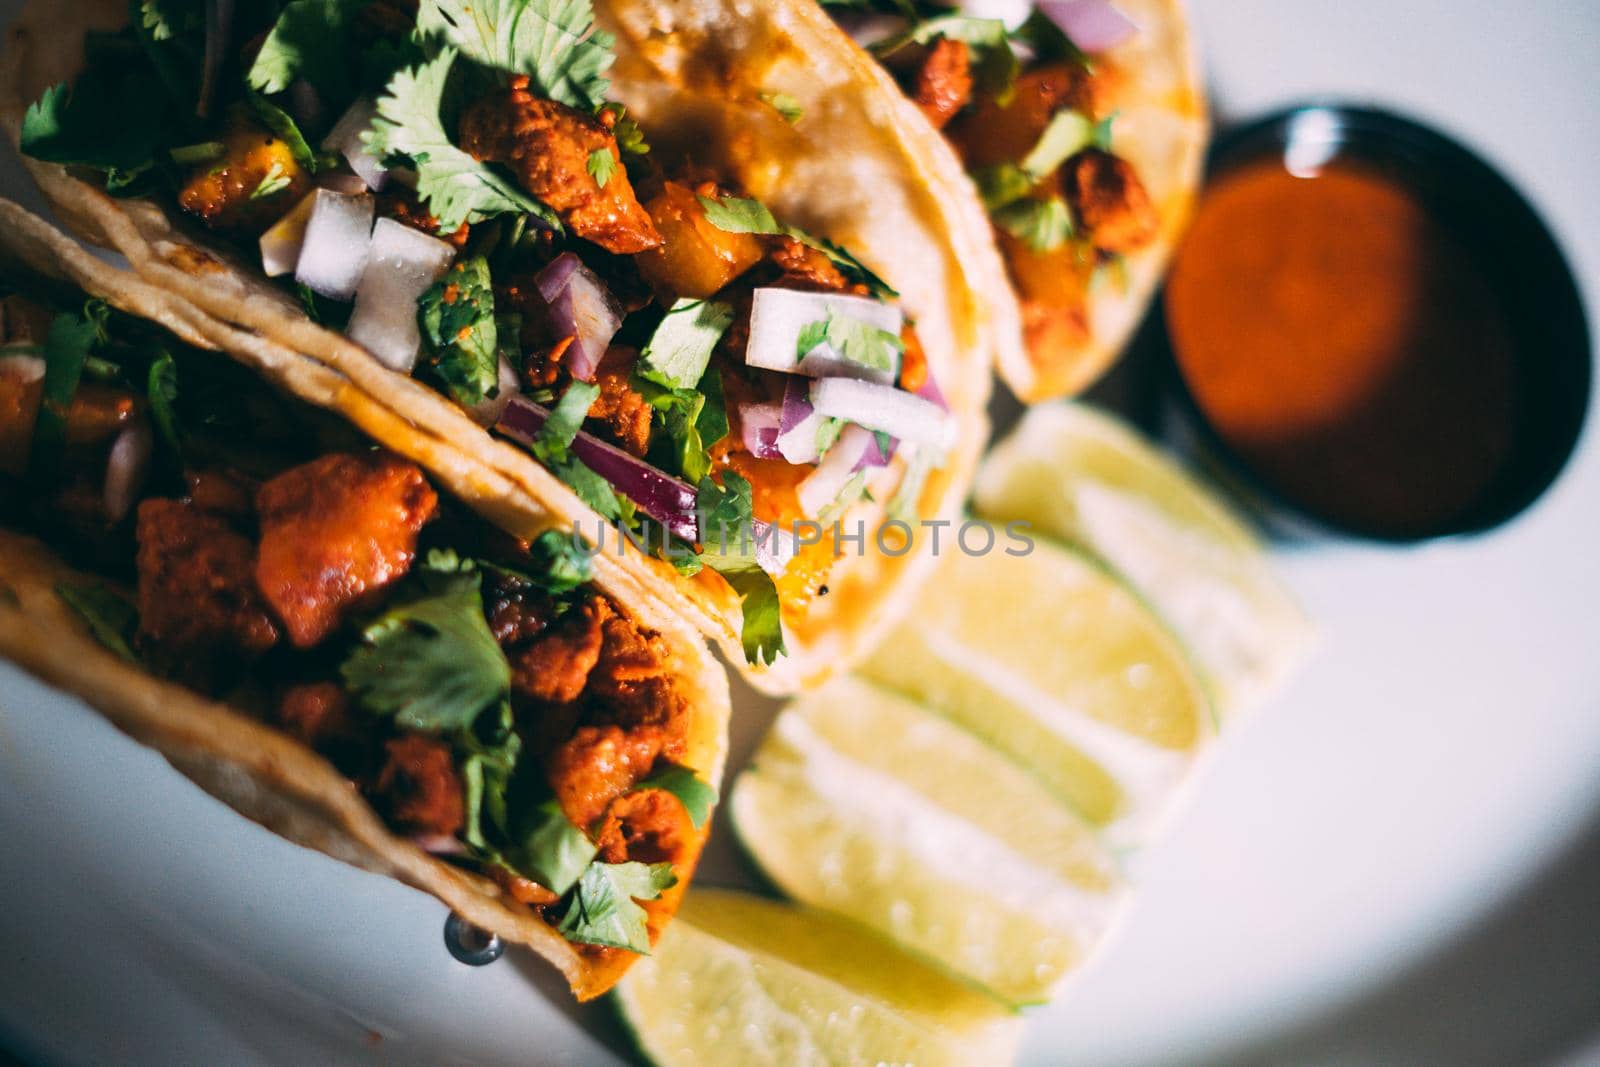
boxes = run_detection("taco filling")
[829,1,1160,375]
[0,290,717,967]
[20,0,956,667]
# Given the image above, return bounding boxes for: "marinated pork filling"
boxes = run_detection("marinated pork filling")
[1,297,700,959]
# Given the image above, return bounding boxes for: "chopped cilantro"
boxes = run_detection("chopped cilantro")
[633,764,717,829]
[341,551,511,734]
[55,584,140,664]
[416,0,615,111]
[696,194,898,299]
[168,140,224,166]
[418,257,500,406]
[795,307,903,377]
[249,161,293,200]
[554,860,676,953]
[367,48,554,231]
[147,350,182,457]
[29,308,100,481]
[247,91,319,173]
[599,102,650,157]
[138,0,201,41]
[994,195,1074,252]
[1020,109,1094,179]
[814,415,845,456]
[696,473,787,665]
[523,528,595,594]
[20,64,175,178]
[1094,112,1117,151]
[505,796,599,896]
[586,147,617,188]
[640,299,734,390]
[758,90,803,124]
[247,0,361,102]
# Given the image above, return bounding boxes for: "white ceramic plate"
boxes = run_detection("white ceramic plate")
[3,1,1598,1064]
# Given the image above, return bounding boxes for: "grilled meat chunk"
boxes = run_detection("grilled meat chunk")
[912,37,974,129]
[459,76,660,255]
[1062,148,1160,253]
[373,734,465,837]
[135,498,280,659]
[255,452,438,648]
[178,110,311,234]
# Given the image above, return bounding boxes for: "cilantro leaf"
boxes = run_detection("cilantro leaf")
[696,473,787,665]
[505,796,599,895]
[599,102,650,157]
[29,309,100,481]
[797,308,903,377]
[55,584,140,664]
[1020,109,1094,178]
[640,299,733,390]
[247,91,319,173]
[586,147,616,188]
[247,0,361,101]
[139,0,201,41]
[758,91,803,124]
[523,529,596,594]
[814,415,845,456]
[147,350,182,457]
[418,257,500,406]
[633,764,717,829]
[555,860,676,953]
[534,379,600,464]
[21,66,173,176]
[994,195,1074,252]
[696,194,897,299]
[416,0,615,110]
[367,48,553,231]
[341,552,511,733]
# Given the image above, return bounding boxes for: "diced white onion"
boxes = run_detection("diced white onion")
[746,288,903,381]
[776,406,829,465]
[347,218,456,373]
[798,424,876,519]
[810,376,953,451]
[0,352,46,384]
[295,188,375,301]
[957,0,1033,30]
[323,98,389,191]
[259,190,317,277]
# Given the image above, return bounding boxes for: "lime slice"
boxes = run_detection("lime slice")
[857,542,1213,846]
[731,676,1125,1006]
[973,403,1313,717]
[615,889,1022,1067]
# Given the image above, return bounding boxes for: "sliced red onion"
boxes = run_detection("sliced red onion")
[536,254,619,381]
[753,524,799,576]
[746,288,903,382]
[323,98,389,191]
[347,218,456,373]
[295,188,374,301]
[810,377,953,451]
[738,402,785,459]
[956,0,1032,31]
[104,419,153,523]
[287,79,325,132]
[1039,0,1140,51]
[854,429,896,472]
[916,368,949,411]
[776,377,827,465]
[463,355,522,428]
[498,397,701,543]
[259,190,317,277]
[798,424,875,518]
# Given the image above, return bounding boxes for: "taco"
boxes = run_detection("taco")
[0,199,729,1000]
[827,0,1207,399]
[0,0,1003,692]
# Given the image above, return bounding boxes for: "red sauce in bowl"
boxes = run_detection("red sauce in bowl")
[1165,159,1519,538]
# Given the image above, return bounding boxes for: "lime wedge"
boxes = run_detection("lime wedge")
[973,403,1313,717]
[857,543,1213,846]
[615,889,1022,1067]
[731,676,1126,1006]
